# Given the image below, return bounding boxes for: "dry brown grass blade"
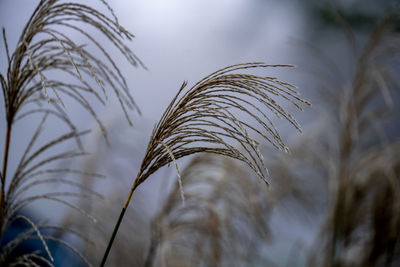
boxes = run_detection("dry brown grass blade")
[1,0,142,138]
[135,62,310,188]
[101,62,310,266]
[1,1,140,265]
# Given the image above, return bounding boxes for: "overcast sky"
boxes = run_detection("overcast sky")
[1,0,308,121]
[0,0,311,183]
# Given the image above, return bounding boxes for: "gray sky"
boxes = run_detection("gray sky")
[0,0,308,132]
[0,0,311,184]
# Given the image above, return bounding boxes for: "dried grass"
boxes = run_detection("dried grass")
[0,0,140,265]
[134,62,310,189]
[100,62,309,265]
[305,12,400,267]
[145,154,273,267]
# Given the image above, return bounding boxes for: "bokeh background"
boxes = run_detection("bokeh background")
[1,0,399,266]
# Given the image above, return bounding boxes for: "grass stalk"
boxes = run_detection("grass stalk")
[1,123,12,213]
[0,123,12,236]
[100,176,140,267]
[99,207,126,267]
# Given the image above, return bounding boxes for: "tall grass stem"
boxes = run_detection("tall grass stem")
[100,177,140,266]
[1,124,12,212]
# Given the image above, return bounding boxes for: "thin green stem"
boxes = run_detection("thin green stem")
[99,207,126,267]
[0,123,12,226]
[100,176,140,267]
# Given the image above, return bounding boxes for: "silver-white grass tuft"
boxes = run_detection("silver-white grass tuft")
[145,154,273,266]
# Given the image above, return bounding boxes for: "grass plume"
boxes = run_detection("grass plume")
[0,0,140,265]
[101,62,310,265]
[145,154,273,266]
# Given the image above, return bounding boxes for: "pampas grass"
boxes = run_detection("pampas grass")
[101,62,310,265]
[137,63,309,187]
[0,0,140,265]
[279,10,400,267]
[312,13,400,267]
[145,154,273,267]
